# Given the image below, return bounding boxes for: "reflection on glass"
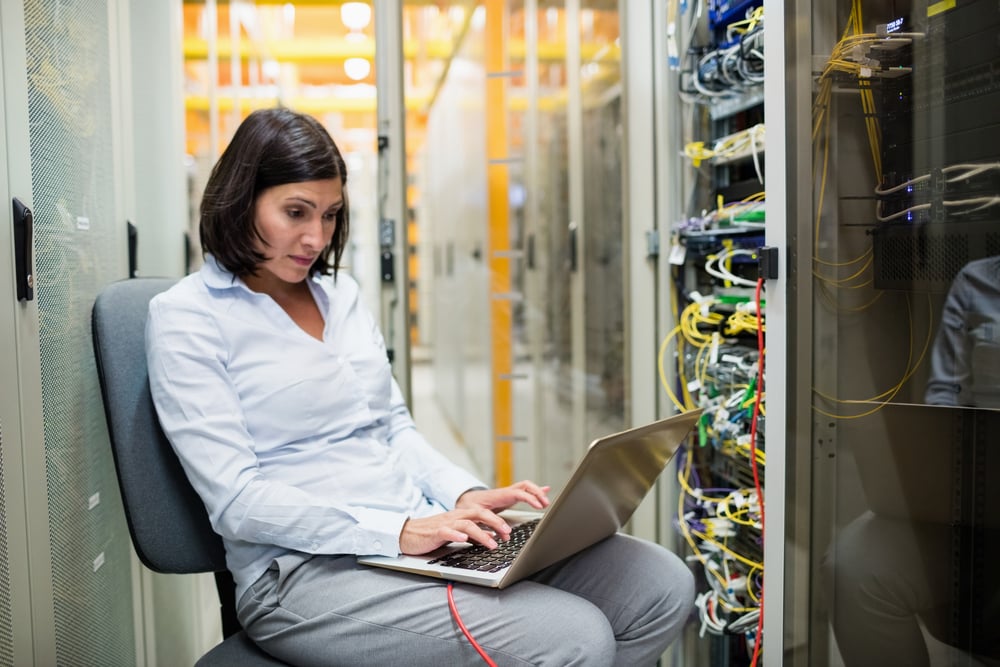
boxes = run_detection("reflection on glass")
[925,256,1000,409]
[825,404,1000,665]
[826,260,1000,665]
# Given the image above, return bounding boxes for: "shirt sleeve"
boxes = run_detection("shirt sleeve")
[925,274,972,406]
[146,293,404,557]
[383,377,489,507]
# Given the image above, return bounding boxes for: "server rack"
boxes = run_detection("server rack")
[660,2,768,664]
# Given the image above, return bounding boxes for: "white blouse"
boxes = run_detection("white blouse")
[146,256,485,601]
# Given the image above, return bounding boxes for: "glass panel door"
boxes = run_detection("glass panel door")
[790,1,1000,664]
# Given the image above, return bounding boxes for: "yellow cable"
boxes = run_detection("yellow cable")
[813,251,874,286]
[657,326,688,412]
[746,566,762,603]
[691,529,764,570]
[814,246,872,269]
[677,451,730,590]
[812,293,934,417]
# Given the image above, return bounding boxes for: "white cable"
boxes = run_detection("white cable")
[874,173,929,195]
[945,162,1000,182]
[944,196,1000,215]
[750,125,764,184]
[684,0,703,54]
[874,162,1000,195]
[876,195,1000,222]
[704,248,759,287]
[875,201,931,222]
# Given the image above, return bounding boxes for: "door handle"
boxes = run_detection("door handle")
[568,221,578,273]
[127,221,138,278]
[12,198,33,301]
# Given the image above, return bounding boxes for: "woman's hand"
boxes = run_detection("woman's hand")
[399,508,512,555]
[398,481,550,556]
[456,480,551,513]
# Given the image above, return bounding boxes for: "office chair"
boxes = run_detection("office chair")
[92,277,288,667]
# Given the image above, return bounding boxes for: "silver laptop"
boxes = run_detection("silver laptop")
[357,409,703,588]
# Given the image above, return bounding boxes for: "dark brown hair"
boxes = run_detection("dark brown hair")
[199,107,350,277]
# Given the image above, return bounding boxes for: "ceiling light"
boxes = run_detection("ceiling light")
[344,57,371,81]
[341,2,371,31]
[261,59,280,80]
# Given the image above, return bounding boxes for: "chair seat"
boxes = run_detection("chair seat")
[194,631,289,667]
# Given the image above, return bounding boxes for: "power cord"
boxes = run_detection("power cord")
[447,582,498,666]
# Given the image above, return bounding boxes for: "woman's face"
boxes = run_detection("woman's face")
[246,178,343,293]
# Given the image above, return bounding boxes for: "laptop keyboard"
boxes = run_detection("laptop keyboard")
[427,518,541,572]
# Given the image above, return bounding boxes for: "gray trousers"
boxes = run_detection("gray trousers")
[237,534,695,666]
[825,511,1000,666]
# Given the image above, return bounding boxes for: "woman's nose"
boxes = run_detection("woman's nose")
[301,217,327,248]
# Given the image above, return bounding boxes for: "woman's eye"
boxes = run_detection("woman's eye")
[323,211,338,222]
[286,208,303,219]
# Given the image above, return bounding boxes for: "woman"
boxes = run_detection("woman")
[147,107,694,666]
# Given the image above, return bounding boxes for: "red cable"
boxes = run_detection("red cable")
[447,582,498,667]
[748,277,766,667]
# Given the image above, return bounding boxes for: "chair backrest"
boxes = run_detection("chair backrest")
[92,277,227,574]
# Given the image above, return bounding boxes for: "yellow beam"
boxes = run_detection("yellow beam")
[184,85,609,115]
[184,0,451,4]
[184,93,430,114]
[510,38,619,63]
[183,36,619,64]
[486,0,512,488]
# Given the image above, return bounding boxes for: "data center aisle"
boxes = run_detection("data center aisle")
[409,354,480,478]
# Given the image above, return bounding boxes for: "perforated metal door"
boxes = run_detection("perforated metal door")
[0,422,12,666]
[23,0,135,663]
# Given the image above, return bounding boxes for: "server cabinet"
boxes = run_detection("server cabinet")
[771,0,1000,664]
[2,0,140,663]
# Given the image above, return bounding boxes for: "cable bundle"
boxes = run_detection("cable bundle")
[680,6,765,103]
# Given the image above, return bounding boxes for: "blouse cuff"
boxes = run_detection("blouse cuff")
[351,507,408,556]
